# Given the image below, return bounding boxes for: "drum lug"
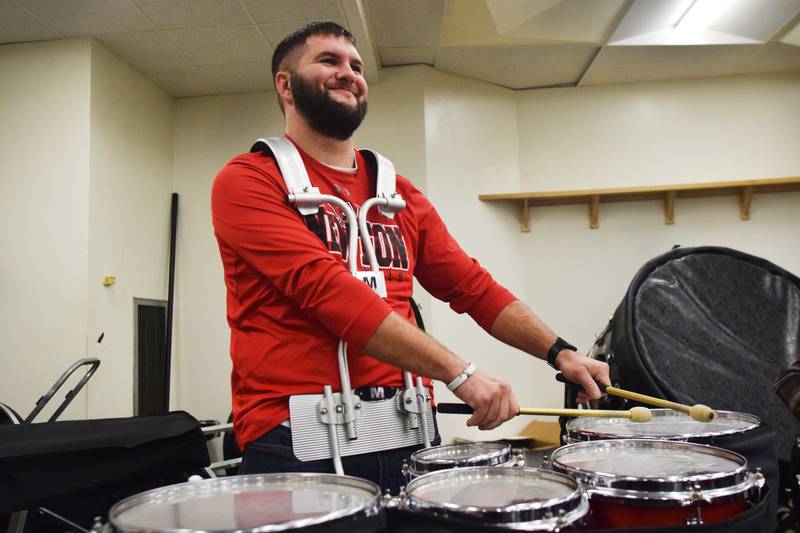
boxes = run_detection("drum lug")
[685,482,705,526]
[401,460,411,484]
[551,509,567,532]
[753,467,765,501]
[513,451,526,467]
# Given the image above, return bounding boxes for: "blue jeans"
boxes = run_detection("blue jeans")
[240,417,440,495]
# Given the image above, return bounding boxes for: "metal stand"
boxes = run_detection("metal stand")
[24,358,100,423]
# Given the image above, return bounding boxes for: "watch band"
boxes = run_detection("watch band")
[546,337,577,370]
[447,362,476,391]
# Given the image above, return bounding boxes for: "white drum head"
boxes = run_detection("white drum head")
[404,466,588,529]
[108,473,381,532]
[550,439,751,498]
[566,409,759,441]
[409,442,512,475]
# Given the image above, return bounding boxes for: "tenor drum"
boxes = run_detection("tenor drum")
[100,473,384,532]
[550,439,764,529]
[398,466,588,531]
[565,408,760,444]
[407,442,514,477]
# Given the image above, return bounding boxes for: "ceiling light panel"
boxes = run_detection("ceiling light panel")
[610,0,800,46]
[710,0,800,41]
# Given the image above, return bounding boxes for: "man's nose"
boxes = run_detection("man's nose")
[335,64,357,82]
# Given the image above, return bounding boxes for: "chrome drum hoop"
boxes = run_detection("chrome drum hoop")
[106,473,382,532]
[565,409,761,443]
[403,466,589,530]
[409,441,512,476]
[549,439,750,496]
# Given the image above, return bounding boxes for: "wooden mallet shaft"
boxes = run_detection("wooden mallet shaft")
[555,373,714,422]
[437,403,652,422]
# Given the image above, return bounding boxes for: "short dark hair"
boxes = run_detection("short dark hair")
[271,21,356,81]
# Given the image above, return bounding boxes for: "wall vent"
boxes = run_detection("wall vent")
[133,298,168,416]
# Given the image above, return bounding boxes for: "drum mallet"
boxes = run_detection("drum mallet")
[437,403,653,422]
[555,373,715,422]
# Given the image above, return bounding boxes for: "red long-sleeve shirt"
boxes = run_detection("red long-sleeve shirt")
[211,139,516,450]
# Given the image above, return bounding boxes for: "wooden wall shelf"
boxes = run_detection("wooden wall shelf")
[478,177,800,231]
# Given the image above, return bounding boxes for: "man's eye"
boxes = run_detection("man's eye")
[321,58,336,65]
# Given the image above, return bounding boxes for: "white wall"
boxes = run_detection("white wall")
[0,39,91,420]
[518,73,800,190]
[0,38,173,421]
[87,40,174,419]
[172,91,278,426]
[421,69,539,442]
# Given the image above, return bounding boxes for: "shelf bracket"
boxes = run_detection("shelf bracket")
[589,195,600,229]
[739,186,753,220]
[664,191,676,225]
[520,198,530,232]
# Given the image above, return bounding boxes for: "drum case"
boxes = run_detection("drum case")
[596,246,800,460]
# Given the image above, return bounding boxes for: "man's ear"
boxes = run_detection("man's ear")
[275,71,292,107]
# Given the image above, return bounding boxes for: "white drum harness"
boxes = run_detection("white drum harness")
[250,138,434,475]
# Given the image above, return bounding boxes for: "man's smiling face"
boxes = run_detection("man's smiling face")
[287,34,368,140]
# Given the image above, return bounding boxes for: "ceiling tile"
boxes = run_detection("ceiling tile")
[97,31,188,68]
[379,47,437,66]
[491,0,630,44]
[745,42,800,73]
[140,66,215,97]
[259,19,348,48]
[164,26,272,65]
[242,0,342,24]
[366,0,444,48]
[0,0,61,43]
[440,0,539,46]
[197,62,273,94]
[436,45,598,89]
[20,0,155,35]
[780,18,800,46]
[580,45,761,86]
[132,0,251,30]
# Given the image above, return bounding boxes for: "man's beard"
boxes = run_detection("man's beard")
[290,72,367,141]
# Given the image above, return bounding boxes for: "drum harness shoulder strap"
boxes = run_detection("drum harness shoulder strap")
[250,137,434,474]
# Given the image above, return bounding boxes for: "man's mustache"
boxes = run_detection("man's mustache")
[325,80,361,96]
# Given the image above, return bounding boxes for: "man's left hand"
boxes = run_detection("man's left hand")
[555,350,610,403]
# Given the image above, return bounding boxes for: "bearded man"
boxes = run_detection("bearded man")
[211,21,609,493]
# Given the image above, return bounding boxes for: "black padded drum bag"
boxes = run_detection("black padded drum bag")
[607,246,800,460]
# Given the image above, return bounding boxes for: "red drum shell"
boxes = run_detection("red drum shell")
[550,439,762,529]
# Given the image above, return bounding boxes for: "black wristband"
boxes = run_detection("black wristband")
[546,337,577,370]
